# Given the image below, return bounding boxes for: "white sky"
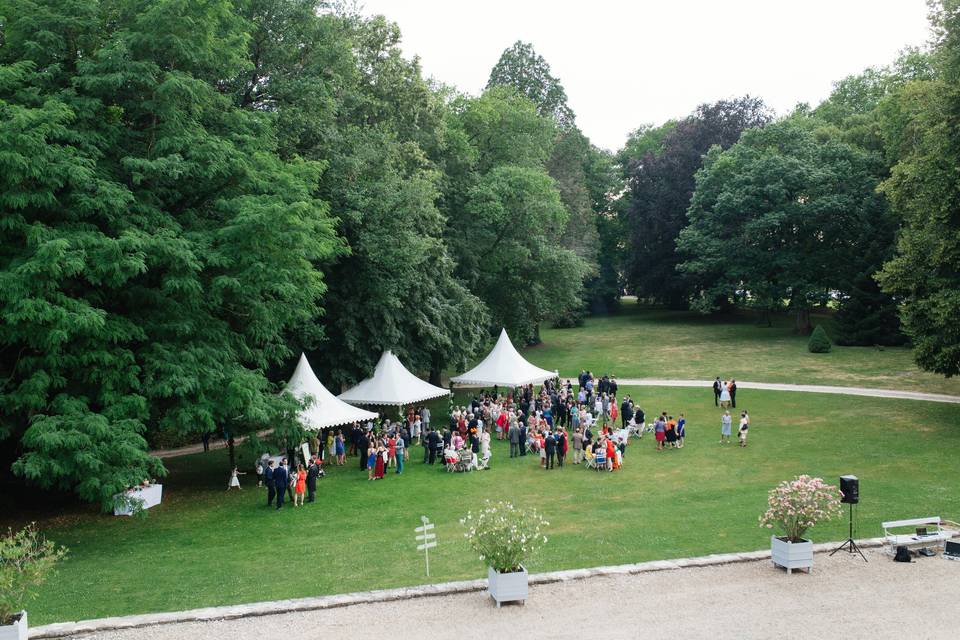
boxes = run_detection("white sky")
[358,0,932,152]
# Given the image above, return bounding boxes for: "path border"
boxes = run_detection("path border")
[30,537,886,638]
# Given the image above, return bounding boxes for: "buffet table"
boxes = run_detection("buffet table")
[113,484,163,516]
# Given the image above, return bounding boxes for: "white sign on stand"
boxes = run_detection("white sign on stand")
[415,515,437,576]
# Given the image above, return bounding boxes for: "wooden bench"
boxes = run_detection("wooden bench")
[882,517,959,555]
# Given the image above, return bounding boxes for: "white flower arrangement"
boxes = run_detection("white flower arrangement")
[461,501,549,573]
[759,475,843,543]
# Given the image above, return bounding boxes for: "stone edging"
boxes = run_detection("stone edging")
[30,537,887,639]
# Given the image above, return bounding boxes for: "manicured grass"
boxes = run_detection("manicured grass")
[521,300,960,395]
[19,387,960,625]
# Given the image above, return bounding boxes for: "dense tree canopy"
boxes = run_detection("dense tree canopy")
[0,0,336,506]
[876,0,960,376]
[621,97,771,308]
[677,117,893,334]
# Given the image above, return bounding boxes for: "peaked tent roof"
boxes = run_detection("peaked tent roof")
[450,328,558,387]
[286,353,377,430]
[338,351,450,406]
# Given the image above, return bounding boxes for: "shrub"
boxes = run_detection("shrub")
[0,524,68,624]
[759,475,843,542]
[807,325,832,353]
[461,501,548,573]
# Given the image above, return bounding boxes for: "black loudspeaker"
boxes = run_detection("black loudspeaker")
[840,475,859,504]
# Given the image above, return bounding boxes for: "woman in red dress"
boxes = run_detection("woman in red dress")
[374,442,386,479]
[294,464,307,506]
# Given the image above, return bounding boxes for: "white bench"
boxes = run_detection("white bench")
[882,517,958,555]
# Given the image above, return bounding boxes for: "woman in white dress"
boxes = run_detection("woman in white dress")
[719,382,732,408]
[480,427,491,460]
[227,466,245,490]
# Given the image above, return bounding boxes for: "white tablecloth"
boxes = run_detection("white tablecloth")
[113,484,163,516]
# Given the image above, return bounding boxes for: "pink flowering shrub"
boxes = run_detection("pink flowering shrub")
[759,475,843,542]
[461,501,548,573]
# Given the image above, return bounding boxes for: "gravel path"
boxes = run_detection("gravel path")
[73,548,960,640]
[591,377,960,404]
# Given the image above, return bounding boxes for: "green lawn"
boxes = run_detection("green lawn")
[519,300,960,396]
[19,386,960,625]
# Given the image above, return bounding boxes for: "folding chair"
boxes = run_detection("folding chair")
[593,451,606,471]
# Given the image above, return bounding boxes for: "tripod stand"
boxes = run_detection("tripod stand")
[830,502,867,561]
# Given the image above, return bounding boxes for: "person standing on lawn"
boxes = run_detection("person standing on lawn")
[730,379,738,408]
[308,456,321,502]
[738,411,749,447]
[556,429,567,469]
[273,460,288,510]
[358,430,370,470]
[721,411,732,444]
[572,426,583,464]
[293,464,307,506]
[676,414,686,448]
[654,416,666,451]
[395,435,405,474]
[719,382,732,408]
[713,377,722,406]
[265,460,276,506]
[544,430,556,470]
[620,395,632,429]
[508,420,520,458]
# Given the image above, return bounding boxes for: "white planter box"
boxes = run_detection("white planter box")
[0,611,28,640]
[771,536,814,574]
[488,565,528,607]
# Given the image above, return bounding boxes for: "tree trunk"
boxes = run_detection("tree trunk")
[794,308,811,335]
[429,352,443,387]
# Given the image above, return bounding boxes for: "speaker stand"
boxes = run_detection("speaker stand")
[830,503,867,562]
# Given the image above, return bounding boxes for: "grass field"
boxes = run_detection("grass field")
[16,386,960,625]
[519,300,960,396]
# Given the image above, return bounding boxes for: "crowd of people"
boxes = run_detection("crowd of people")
[233,371,756,503]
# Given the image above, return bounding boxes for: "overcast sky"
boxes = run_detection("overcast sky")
[358,0,932,151]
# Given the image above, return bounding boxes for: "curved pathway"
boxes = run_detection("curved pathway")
[589,377,960,404]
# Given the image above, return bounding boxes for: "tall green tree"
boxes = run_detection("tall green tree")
[486,41,575,128]
[227,4,489,386]
[622,97,771,308]
[443,87,589,342]
[0,0,339,507]
[877,0,960,376]
[677,116,893,333]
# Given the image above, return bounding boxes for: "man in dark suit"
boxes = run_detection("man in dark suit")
[713,377,722,407]
[273,461,288,510]
[730,379,737,408]
[544,431,556,470]
[556,429,567,468]
[427,428,441,464]
[358,431,369,470]
[306,456,319,503]
[265,460,276,507]
[621,396,633,429]
[519,423,527,456]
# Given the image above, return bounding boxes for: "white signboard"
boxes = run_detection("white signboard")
[415,516,437,576]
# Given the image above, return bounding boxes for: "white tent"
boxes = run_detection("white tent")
[450,328,558,387]
[338,351,450,406]
[285,353,377,430]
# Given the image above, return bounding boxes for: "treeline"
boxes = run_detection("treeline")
[3,0,960,508]
[616,1,960,376]
[0,1,613,506]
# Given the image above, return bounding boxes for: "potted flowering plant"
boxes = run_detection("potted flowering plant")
[0,524,67,640]
[461,501,548,607]
[760,475,842,574]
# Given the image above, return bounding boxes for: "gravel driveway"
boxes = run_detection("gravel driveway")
[75,547,960,640]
